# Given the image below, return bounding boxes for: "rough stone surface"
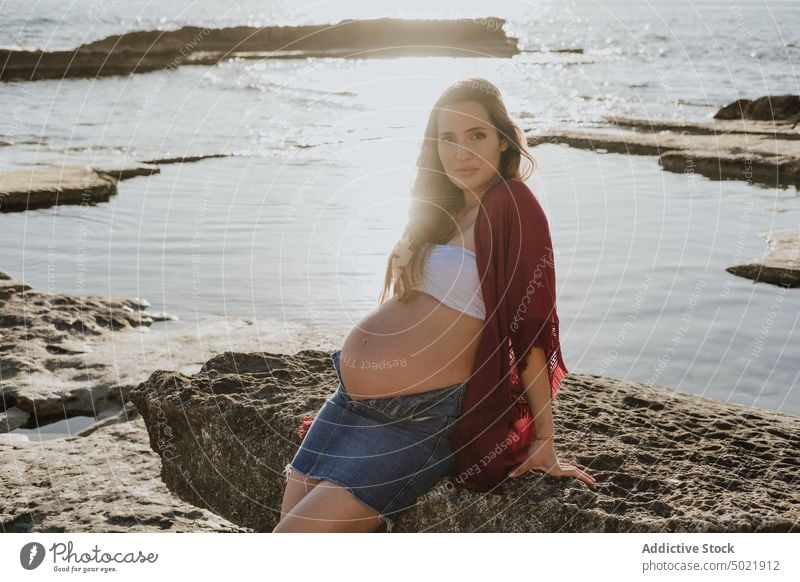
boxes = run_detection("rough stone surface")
[131,350,800,533]
[0,270,178,426]
[0,414,250,532]
[726,229,800,288]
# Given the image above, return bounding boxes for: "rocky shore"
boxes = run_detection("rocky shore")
[1,270,798,532]
[0,270,176,430]
[131,352,799,533]
[0,270,330,532]
[0,270,237,532]
[1,414,252,532]
[0,18,517,82]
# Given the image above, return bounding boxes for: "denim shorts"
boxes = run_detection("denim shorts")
[284,349,468,532]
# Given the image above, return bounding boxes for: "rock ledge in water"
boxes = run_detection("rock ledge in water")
[726,229,800,288]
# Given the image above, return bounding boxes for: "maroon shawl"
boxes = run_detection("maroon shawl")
[446,177,568,494]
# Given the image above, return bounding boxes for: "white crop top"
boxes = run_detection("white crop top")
[411,244,486,320]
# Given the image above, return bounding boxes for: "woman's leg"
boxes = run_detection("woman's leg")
[279,467,323,522]
[273,479,386,533]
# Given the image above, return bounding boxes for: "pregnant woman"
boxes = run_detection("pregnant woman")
[274,77,595,533]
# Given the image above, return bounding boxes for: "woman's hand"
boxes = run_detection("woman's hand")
[508,438,596,488]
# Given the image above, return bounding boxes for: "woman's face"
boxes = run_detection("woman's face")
[436,99,508,195]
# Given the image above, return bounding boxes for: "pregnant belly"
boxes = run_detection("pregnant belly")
[339,291,483,400]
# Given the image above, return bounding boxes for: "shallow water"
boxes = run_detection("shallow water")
[11,407,124,442]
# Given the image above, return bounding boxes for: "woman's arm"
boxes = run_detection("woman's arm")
[509,346,596,487]
[520,346,555,439]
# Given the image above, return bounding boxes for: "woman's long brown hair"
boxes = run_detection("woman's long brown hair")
[377,77,537,304]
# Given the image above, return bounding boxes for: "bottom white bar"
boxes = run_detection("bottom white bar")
[2,533,796,581]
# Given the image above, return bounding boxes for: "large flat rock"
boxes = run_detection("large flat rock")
[0,19,518,82]
[131,350,800,533]
[0,166,117,212]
